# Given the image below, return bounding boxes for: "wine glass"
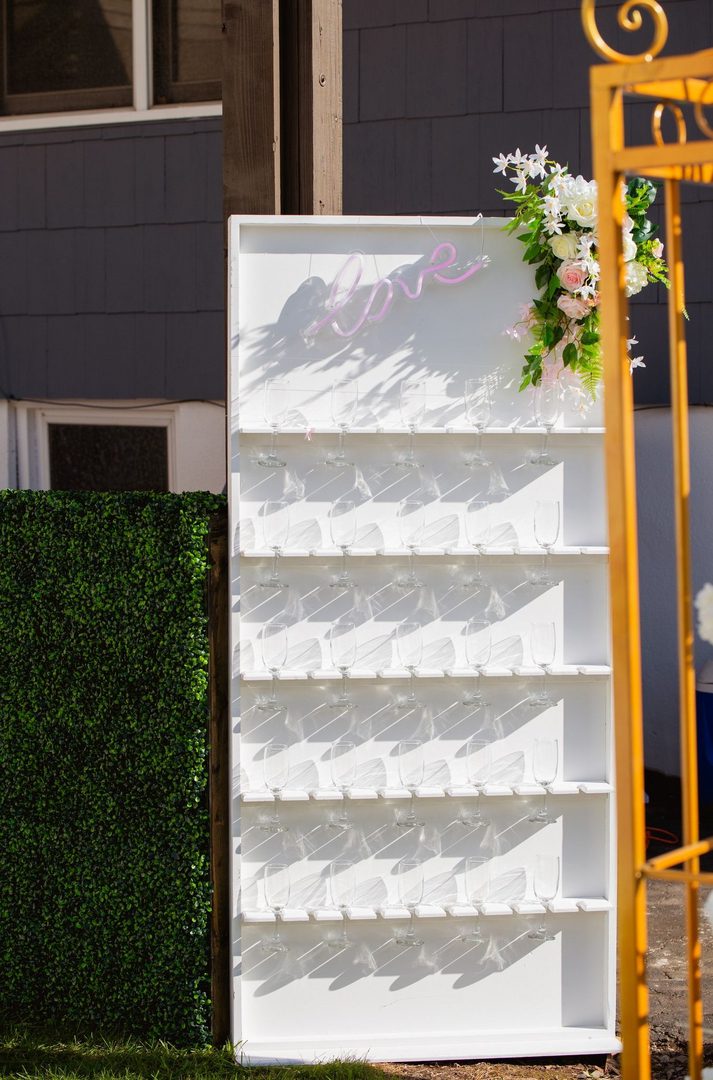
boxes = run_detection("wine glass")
[397,380,427,469]
[394,621,423,710]
[257,621,288,712]
[458,737,491,828]
[329,500,356,589]
[530,621,556,707]
[260,499,290,589]
[459,856,490,944]
[396,499,425,589]
[261,742,290,832]
[262,863,291,952]
[528,854,560,941]
[463,618,492,704]
[394,858,425,946]
[529,738,559,823]
[328,620,357,710]
[396,739,425,829]
[527,384,560,466]
[257,379,290,468]
[326,380,359,467]
[463,499,490,587]
[326,860,356,948]
[531,499,560,586]
[328,741,357,831]
[464,378,492,467]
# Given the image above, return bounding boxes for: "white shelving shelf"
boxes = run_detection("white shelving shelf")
[241,782,612,803]
[241,898,612,923]
[229,214,617,1064]
[240,664,611,681]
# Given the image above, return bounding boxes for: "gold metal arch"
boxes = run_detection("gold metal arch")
[586,4,713,1079]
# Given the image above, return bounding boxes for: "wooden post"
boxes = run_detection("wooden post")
[208,508,231,1047]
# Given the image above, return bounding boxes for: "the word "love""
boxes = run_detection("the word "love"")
[303,242,489,341]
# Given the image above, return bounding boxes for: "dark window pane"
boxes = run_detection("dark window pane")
[49,424,168,492]
[3,0,132,114]
[153,0,220,104]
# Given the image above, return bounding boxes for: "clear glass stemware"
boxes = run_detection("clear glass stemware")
[527,384,560,466]
[394,621,423,710]
[262,862,291,952]
[458,737,491,828]
[328,620,357,710]
[397,380,426,469]
[530,621,556,707]
[257,379,290,468]
[257,620,288,712]
[459,856,490,943]
[529,737,559,823]
[329,500,357,589]
[396,739,426,829]
[396,499,425,589]
[463,617,492,704]
[463,498,490,587]
[528,854,560,941]
[328,741,357,830]
[394,858,425,946]
[261,742,290,832]
[260,499,290,589]
[326,380,359,467]
[326,860,356,948]
[464,378,492,467]
[531,499,560,586]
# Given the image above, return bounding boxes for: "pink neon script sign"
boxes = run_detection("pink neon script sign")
[303,241,489,341]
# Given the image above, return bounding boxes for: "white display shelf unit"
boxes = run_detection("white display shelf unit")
[229,215,617,1064]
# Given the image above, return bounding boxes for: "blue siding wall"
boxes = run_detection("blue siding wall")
[0,119,223,399]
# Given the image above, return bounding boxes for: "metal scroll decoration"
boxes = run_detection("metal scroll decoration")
[580,0,668,63]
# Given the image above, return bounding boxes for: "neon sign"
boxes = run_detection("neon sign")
[303,242,489,342]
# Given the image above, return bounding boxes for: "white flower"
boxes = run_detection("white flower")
[549,232,579,260]
[492,153,510,175]
[629,356,646,373]
[529,144,548,179]
[627,335,639,350]
[625,260,649,297]
[561,175,598,229]
[510,169,529,194]
[543,194,561,218]
[623,234,638,262]
[696,584,713,646]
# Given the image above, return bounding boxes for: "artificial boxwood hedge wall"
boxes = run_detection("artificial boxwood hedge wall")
[0,491,225,1045]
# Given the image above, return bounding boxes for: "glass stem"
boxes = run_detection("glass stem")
[409,550,415,581]
[409,910,416,940]
[408,428,415,461]
[273,799,281,830]
[543,670,548,701]
[341,672,348,701]
[341,549,348,578]
[476,431,482,459]
[543,789,548,820]
[270,428,278,456]
[272,913,281,943]
[341,911,348,945]
[409,670,416,703]
[409,790,416,822]
[272,550,279,581]
[270,673,277,703]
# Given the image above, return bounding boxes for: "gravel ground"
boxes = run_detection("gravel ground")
[379,772,713,1080]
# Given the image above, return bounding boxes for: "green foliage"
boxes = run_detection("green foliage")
[0,492,225,1046]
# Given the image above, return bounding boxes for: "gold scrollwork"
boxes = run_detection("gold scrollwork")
[581,0,668,63]
[652,101,687,145]
[693,81,713,140]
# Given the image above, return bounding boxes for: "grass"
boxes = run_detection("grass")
[0,1028,393,1080]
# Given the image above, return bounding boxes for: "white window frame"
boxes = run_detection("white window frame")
[0,0,222,133]
[15,401,177,491]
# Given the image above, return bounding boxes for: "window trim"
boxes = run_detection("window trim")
[16,401,177,492]
[0,0,222,131]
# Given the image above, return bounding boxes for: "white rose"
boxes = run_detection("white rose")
[562,175,598,229]
[625,260,649,297]
[549,232,579,260]
[622,234,638,262]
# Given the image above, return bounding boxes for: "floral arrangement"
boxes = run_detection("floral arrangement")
[494,145,671,400]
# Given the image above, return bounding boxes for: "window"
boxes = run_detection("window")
[153,0,221,105]
[49,423,169,491]
[0,0,221,119]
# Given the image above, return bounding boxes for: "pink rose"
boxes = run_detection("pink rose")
[652,240,664,258]
[557,293,591,320]
[556,260,587,293]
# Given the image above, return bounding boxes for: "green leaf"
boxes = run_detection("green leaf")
[581,331,599,345]
[562,342,578,367]
[535,263,550,290]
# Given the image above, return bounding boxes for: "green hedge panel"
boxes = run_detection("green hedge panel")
[0,491,225,1045]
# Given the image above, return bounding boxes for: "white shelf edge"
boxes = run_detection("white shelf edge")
[240,665,612,682]
[241,898,612,923]
[241,783,613,803]
[238,425,606,436]
[240,546,609,558]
